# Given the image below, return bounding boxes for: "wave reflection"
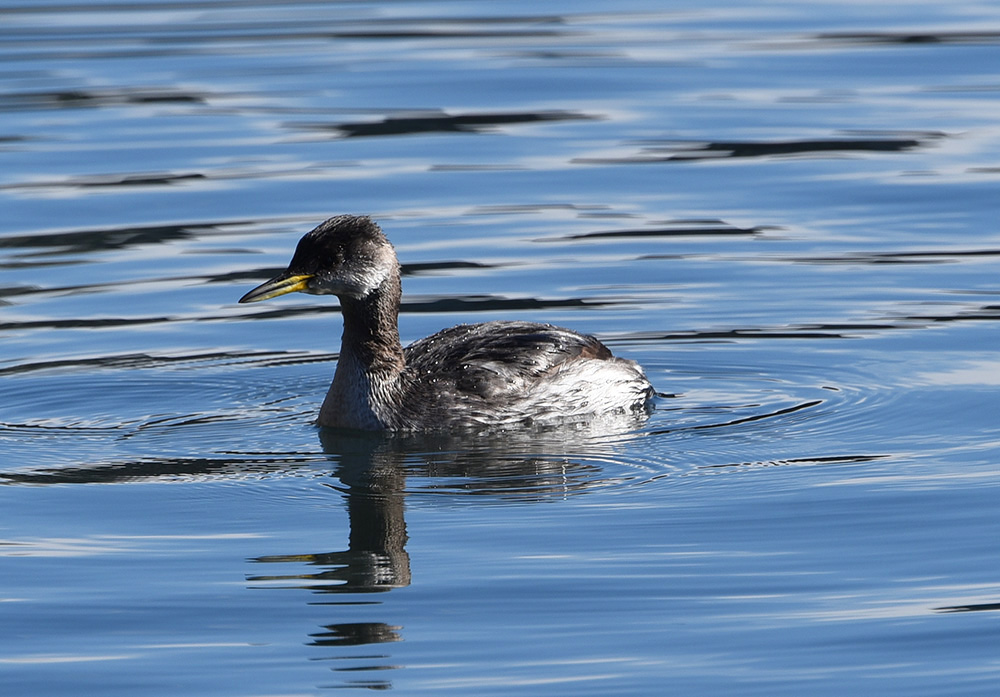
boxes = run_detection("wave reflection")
[574,133,938,165]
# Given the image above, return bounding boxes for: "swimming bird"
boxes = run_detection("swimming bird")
[239,215,654,431]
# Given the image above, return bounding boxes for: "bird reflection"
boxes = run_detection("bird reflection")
[245,424,637,690]
[308,622,403,647]
[248,430,411,593]
[247,426,631,591]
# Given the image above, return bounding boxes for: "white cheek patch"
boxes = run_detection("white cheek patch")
[349,246,396,297]
[313,255,394,298]
[352,263,392,296]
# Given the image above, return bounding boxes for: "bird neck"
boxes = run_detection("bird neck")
[339,273,405,373]
[320,274,405,429]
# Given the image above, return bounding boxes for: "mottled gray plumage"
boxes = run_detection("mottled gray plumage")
[240,215,654,431]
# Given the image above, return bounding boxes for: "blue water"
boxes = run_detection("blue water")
[2,1,1000,694]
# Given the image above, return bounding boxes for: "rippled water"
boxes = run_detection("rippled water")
[2,1,1000,695]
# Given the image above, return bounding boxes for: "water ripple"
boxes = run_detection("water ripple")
[573,133,940,165]
[0,332,949,501]
[301,110,595,139]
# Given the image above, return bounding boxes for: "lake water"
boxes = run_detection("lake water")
[2,1,1000,694]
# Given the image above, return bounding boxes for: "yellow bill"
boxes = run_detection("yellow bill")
[239,273,314,304]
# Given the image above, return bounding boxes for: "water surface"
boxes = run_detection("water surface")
[2,1,1000,695]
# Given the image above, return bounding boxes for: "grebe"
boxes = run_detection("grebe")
[239,215,654,431]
